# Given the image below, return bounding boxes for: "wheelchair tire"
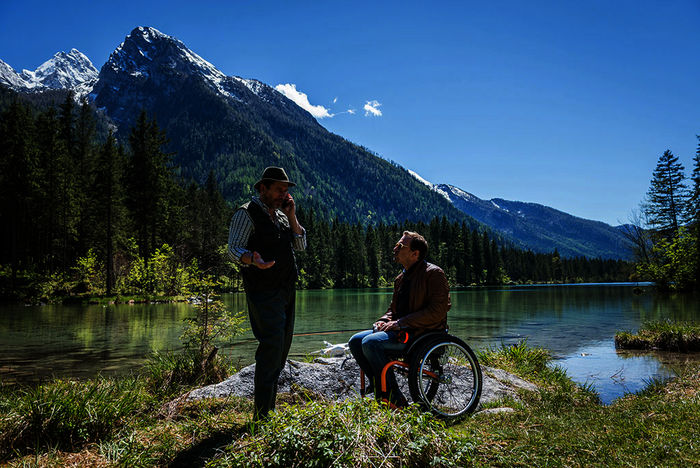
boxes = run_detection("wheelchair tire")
[407,335,482,418]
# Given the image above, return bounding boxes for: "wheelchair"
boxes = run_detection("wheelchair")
[360,330,482,419]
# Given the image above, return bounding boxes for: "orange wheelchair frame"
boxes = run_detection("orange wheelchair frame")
[358,330,483,418]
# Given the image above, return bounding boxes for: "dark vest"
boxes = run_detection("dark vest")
[240,201,298,292]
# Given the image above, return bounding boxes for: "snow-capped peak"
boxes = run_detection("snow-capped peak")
[408,170,433,187]
[32,49,98,90]
[0,49,98,98]
[104,26,240,101]
[0,59,29,88]
[408,171,455,201]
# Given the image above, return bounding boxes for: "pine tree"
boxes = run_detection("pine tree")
[199,171,231,273]
[56,93,80,267]
[689,136,700,288]
[689,136,700,229]
[90,132,126,295]
[74,100,97,255]
[0,100,38,279]
[644,149,689,237]
[127,111,175,260]
[34,107,61,270]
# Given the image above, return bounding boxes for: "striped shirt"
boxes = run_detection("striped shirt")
[227,197,307,264]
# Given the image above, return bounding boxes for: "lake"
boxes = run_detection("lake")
[1,283,698,404]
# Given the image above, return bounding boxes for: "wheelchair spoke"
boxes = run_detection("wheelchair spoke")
[408,336,482,418]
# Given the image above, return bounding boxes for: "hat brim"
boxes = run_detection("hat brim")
[254,178,297,190]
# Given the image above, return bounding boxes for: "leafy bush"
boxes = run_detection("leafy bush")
[636,227,698,291]
[213,399,476,467]
[125,244,197,296]
[74,248,106,295]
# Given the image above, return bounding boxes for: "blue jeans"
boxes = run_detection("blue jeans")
[348,329,408,399]
[246,287,296,419]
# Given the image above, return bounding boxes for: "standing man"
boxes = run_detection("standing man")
[228,166,306,420]
[348,231,450,407]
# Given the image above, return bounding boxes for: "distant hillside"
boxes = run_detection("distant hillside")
[431,182,632,259]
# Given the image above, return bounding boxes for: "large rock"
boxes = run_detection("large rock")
[185,357,538,411]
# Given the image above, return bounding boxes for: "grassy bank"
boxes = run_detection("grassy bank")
[616,320,700,352]
[62,294,190,305]
[2,343,699,466]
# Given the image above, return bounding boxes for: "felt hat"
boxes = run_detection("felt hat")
[254,166,296,191]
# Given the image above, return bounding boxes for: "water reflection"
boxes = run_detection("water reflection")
[1,284,698,404]
[0,303,190,382]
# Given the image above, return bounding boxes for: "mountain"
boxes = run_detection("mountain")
[85,26,480,228]
[0,49,98,98]
[420,179,632,259]
[1,26,631,259]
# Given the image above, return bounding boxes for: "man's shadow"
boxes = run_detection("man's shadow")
[167,425,248,468]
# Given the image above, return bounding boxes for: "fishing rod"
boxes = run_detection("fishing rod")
[232,328,368,345]
[293,328,367,337]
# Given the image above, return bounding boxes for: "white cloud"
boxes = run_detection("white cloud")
[274,83,332,118]
[364,100,382,117]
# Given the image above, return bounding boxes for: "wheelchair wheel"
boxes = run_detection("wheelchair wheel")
[408,335,482,418]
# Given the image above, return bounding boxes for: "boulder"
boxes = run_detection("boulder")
[185,356,538,411]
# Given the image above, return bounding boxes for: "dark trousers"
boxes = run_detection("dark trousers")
[246,287,296,419]
[348,329,408,400]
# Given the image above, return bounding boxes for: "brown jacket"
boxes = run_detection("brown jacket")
[379,261,450,332]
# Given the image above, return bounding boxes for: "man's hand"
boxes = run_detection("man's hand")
[251,251,275,269]
[281,194,295,218]
[374,320,399,331]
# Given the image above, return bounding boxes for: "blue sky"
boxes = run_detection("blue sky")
[1,0,699,225]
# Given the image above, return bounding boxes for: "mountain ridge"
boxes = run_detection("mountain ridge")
[0,49,97,98]
[0,26,631,259]
[421,178,631,259]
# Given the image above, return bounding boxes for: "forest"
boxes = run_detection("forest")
[629,142,700,292]
[0,93,638,302]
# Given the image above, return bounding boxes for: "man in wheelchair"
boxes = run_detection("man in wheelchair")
[348,231,451,408]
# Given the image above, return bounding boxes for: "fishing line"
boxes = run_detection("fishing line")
[232,328,368,345]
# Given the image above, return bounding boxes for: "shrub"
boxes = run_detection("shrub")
[213,399,476,467]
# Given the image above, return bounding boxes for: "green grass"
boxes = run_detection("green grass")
[2,343,700,466]
[0,376,151,459]
[144,350,236,399]
[615,319,700,352]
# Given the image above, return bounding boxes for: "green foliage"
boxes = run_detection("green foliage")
[0,377,149,458]
[30,271,72,303]
[636,227,698,291]
[215,399,475,467]
[0,96,234,301]
[295,210,632,290]
[141,275,248,396]
[144,349,237,398]
[73,248,105,295]
[637,138,700,291]
[644,149,690,235]
[125,244,199,296]
[181,275,247,359]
